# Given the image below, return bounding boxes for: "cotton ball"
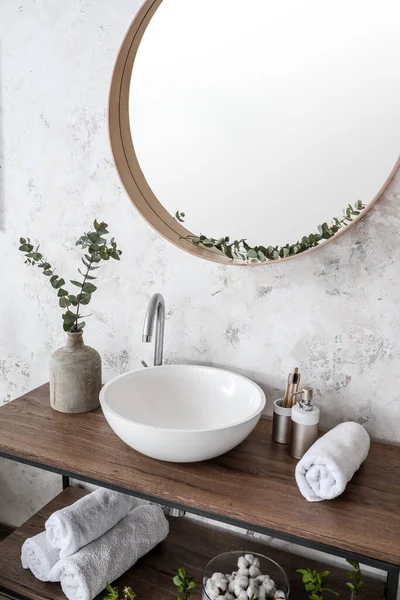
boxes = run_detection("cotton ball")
[212,573,225,582]
[257,587,266,600]
[225,594,235,600]
[262,577,276,596]
[236,575,249,589]
[237,568,250,577]
[214,577,228,593]
[249,578,261,588]
[247,585,258,599]
[257,575,266,583]
[238,556,249,569]
[216,596,226,600]
[228,579,236,594]
[249,566,261,578]
[252,558,260,569]
[206,583,220,600]
[273,591,285,600]
[244,554,255,565]
[234,576,249,598]
[237,592,248,600]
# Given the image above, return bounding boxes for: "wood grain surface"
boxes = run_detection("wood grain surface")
[0,384,399,565]
[0,487,385,600]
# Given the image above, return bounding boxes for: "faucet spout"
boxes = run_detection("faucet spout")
[142,293,165,366]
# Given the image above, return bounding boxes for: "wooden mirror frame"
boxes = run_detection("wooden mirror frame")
[109,0,399,265]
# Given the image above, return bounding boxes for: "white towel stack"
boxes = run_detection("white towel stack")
[21,488,169,600]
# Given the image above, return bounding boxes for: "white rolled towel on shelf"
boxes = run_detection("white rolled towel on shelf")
[50,504,169,600]
[45,488,137,558]
[295,422,370,502]
[21,530,60,582]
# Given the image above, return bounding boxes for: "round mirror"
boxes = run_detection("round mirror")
[109,0,400,264]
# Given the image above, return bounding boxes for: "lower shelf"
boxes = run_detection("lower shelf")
[0,487,384,600]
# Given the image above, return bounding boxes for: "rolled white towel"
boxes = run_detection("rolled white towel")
[45,488,136,558]
[295,422,370,502]
[21,531,60,582]
[50,504,169,600]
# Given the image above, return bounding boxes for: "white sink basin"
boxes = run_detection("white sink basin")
[100,365,266,462]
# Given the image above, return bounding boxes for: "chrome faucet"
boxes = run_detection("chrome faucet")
[142,293,165,366]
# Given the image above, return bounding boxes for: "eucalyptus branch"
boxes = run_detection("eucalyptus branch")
[19,220,122,333]
[175,200,366,262]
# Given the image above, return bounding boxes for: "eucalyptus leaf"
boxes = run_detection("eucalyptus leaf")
[70,280,83,288]
[83,282,97,294]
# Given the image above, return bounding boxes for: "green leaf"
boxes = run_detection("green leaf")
[62,311,77,324]
[75,321,86,331]
[346,582,356,591]
[178,568,185,579]
[57,288,69,297]
[111,251,120,260]
[78,268,96,280]
[77,293,91,305]
[59,296,70,308]
[50,275,58,287]
[68,295,78,306]
[55,278,65,289]
[247,249,258,259]
[43,270,52,276]
[70,280,83,288]
[173,576,181,587]
[82,282,97,294]
[175,210,185,222]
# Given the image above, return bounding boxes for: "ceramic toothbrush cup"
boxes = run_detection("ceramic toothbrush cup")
[272,398,292,444]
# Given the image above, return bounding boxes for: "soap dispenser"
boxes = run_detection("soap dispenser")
[289,386,320,459]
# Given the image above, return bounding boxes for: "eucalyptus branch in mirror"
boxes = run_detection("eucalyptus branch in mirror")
[18,220,122,333]
[175,200,366,262]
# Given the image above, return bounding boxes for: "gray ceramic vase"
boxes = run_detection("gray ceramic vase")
[49,331,101,413]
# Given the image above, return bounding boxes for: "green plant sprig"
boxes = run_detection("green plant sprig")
[346,560,363,596]
[175,200,366,262]
[173,568,196,600]
[297,569,339,600]
[19,220,121,333]
[104,583,136,600]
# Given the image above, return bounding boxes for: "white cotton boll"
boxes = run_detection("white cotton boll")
[262,577,276,595]
[252,558,260,569]
[236,575,249,589]
[228,579,236,593]
[237,568,250,577]
[257,587,266,600]
[216,596,226,600]
[257,575,266,583]
[238,556,249,569]
[214,578,228,592]
[207,586,220,600]
[247,585,258,599]
[225,594,235,600]
[273,591,285,600]
[237,592,248,600]
[249,566,261,578]
[244,554,255,565]
[212,573,225,582]
[249,578,261,588]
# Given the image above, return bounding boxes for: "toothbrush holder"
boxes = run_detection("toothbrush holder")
[272,398,292,444]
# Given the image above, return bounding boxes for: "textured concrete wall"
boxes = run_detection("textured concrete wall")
[0,0,399,528]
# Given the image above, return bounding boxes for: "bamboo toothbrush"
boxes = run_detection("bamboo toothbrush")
[290,368,301,408]
[282,373,291,408]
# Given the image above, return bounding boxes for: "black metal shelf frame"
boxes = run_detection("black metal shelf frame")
[1,450,398,600]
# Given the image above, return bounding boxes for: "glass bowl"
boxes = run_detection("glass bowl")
[202,550,290,600]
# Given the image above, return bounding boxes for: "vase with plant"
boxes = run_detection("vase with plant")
[19,220,121,413]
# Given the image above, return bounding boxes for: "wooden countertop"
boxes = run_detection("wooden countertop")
[0,384,399,565]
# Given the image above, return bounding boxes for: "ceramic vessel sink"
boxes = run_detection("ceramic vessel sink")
[100,365,266,462]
